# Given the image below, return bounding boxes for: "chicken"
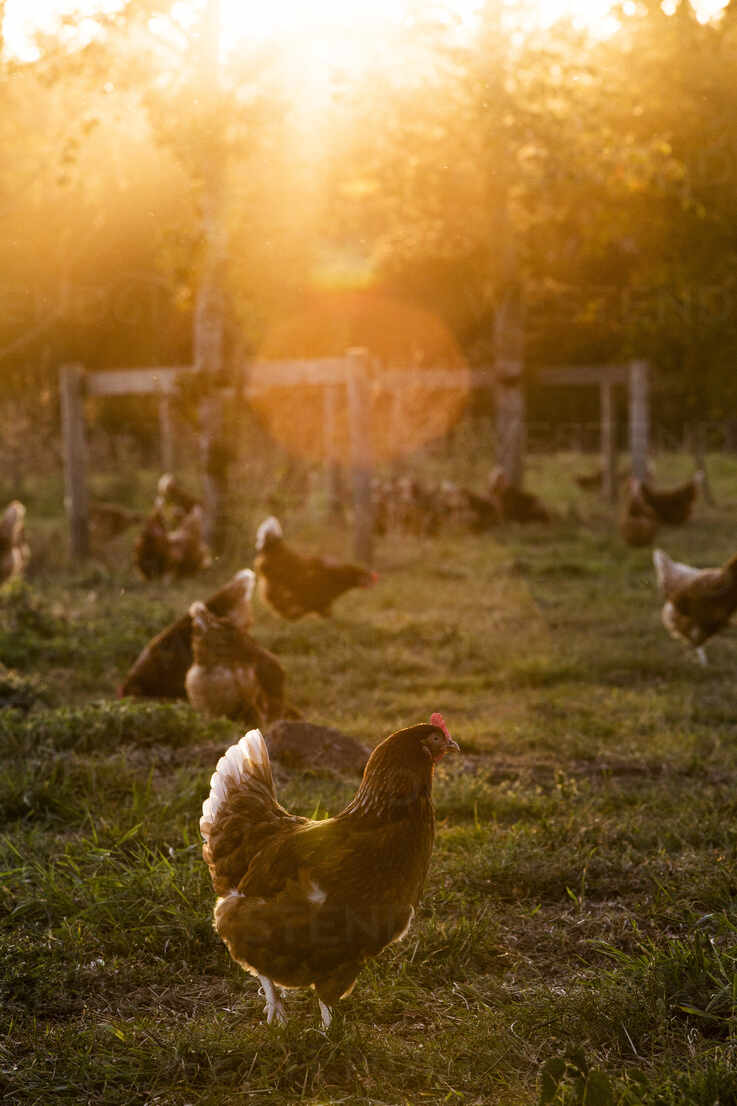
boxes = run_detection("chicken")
[134,504,211,580]
[488,468,550,523]
[653,548,737,666]
[157,473,201,516]
[254,516,377,619]
[637,471,703,526]
[0,500,30,583]
[134,507,171,580]
[372,476,440,537]
[120,569,256,699]
[619,479,658,547]
[186,601,287,725]
[200,715,459,1027]
[439,481,499,532]
[166,505,212,577]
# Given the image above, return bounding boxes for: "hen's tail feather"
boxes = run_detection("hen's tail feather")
[201,729,297,896]
[256,515,283,551]
[200,729,275,839]
[233,568,257,601]
[653,549,672,593]
[653,548,702,596]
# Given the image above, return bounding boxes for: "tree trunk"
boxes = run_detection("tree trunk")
[494,285,526,489]
[194,0,228,553]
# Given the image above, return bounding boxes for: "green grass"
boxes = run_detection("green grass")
[3,451,737,1104]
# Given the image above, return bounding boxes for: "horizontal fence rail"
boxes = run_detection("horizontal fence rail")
[60,356,651,559]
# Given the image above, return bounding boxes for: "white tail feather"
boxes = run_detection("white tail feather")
[256,516,283,551]
[653,548,702,596]
[200,729,273,840]
[233,568,256,600]
[157,473,175,497]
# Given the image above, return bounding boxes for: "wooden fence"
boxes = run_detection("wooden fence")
[60,355,650,562]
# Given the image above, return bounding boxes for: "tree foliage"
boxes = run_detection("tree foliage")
[1,0,737,442]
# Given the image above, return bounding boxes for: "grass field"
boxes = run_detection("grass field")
[3,451,737,1105]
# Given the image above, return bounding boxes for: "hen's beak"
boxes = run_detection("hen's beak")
[445,736,461,754]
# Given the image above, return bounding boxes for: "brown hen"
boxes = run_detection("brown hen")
[120,569,256,699]
[186,601,286,725]
[254,516,376,619]
[654,548,737,666]
[200,716,458,1026]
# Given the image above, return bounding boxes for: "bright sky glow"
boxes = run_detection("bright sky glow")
[2,0,731,60]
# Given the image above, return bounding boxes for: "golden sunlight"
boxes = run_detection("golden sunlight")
[3,0,730,61]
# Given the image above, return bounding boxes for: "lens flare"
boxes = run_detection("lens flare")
[249,291,470,464]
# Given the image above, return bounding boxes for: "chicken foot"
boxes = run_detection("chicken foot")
[318,1000,333,1029]
[258,975,286,1025]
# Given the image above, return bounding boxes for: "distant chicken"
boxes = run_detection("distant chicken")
[372,475,441,537]
[157,473,201,517]
[200,715,459,1027]
[488,467,550,523]
[653,548,737,666]
[186,600,287,726]
[89,501,146,545]
[619,479,658,547]
[120,569,256,699]
[134,504,211,580]
[439,481,499,532]
[0,500,30,583]
[637,472,703,526]
[166,505,212,577]
[254,516,377,619]
[134,507,171,580]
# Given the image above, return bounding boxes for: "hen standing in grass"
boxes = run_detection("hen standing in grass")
[653,548,737,665]
[619,478,658,547]
[135,503,211,579]
[200,715,459,1027]
[120,569,256,699]
[637,471,703,526]
[134,507,172,580]
[253,516,377,619]
[156,472,201,517]
[186,600,287,725]
[166,504,212,577]
[488,467,550,523]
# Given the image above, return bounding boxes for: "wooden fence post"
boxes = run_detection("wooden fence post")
[600,379,618,503]
[159,393,174,473]
[199,391,225,553]
[493,281,526,488]
[323,383,343,518]
[346,347,373,565]
[629,360,650,481]
[495,363,526,489]
[59,362,90,558]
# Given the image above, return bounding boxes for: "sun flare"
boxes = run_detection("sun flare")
[3,0,730,62]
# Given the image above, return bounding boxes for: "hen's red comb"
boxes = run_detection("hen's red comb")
[430,712,449,738]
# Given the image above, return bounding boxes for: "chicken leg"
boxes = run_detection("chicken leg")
[258,975,286,1025]
[318,1000,332,1029]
